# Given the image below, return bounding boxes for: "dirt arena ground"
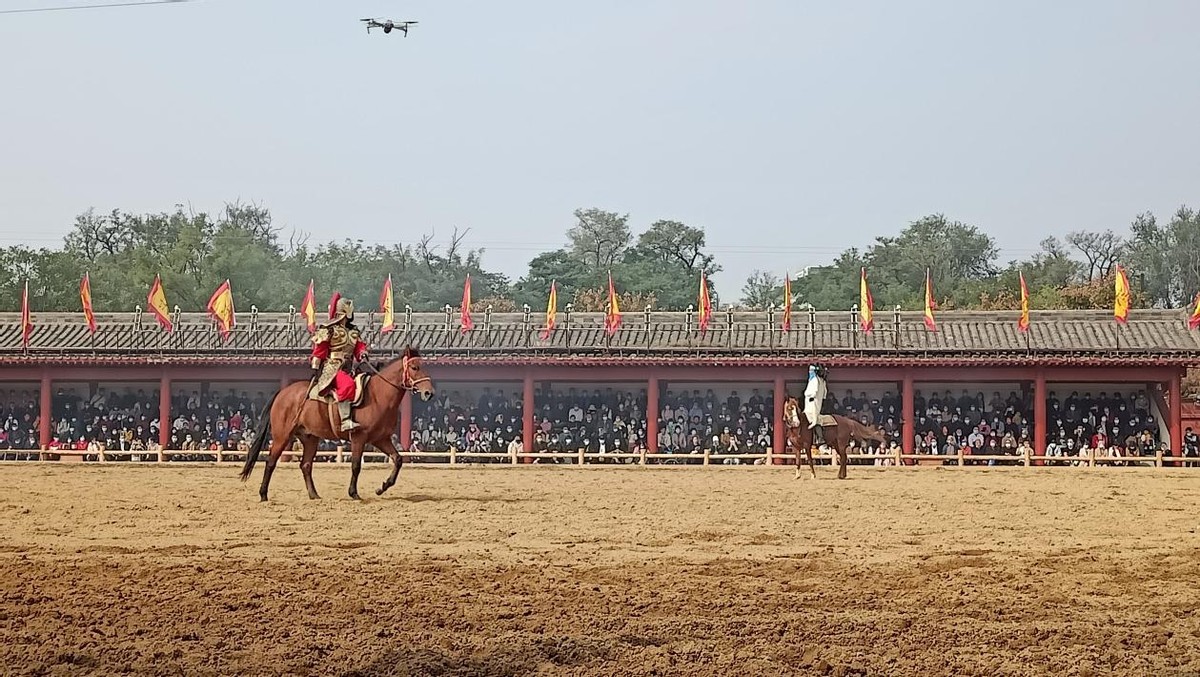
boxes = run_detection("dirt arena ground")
[2,464,1200,677]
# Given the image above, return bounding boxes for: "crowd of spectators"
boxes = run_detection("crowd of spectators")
[0,386,276,462]
[1,382,1192,465]
[0,389,40,460]
[412,386,776,464]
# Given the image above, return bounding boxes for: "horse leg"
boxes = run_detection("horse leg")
[299,435,321,500]
[374,436,403,497]
[259,438,290,502]
[348,439,365,500]
[792,431,803,480]
[806,444,817,479]
[835,434,849,480]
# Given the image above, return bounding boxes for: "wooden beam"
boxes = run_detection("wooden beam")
[1170,369,1184,457]
[158,371,171,450]
[38,369,51,450]
[646,375,660,454]
[772,375,785,464]
[1033,367,1047,461]
[901,369,914,461]
[522,370,535,464]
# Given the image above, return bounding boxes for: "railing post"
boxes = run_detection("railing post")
[850,304,859,351]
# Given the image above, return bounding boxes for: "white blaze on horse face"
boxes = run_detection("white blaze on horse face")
[785,402,801,428]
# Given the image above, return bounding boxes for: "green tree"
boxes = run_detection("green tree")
[567,208,631,269]
[1065,229,1124,281]
[739,270,781,309]
[1125,206,1200,308]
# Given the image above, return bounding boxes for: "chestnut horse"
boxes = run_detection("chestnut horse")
[783,397,885,480]
[239,346,436,501]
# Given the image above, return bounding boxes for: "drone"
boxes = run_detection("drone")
[360,18,417,36]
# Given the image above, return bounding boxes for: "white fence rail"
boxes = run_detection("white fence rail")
[14,445,1200,468]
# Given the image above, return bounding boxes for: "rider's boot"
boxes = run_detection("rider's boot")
[338,401,360,431]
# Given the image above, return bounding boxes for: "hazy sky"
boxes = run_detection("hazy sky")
[3,0,1199,295]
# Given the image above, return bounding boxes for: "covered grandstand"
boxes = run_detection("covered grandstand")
[2,308,1199,460]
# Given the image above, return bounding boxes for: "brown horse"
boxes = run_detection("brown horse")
[239,346,436,501]
[783,396,886,480]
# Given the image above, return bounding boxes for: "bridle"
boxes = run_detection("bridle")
[783,397,802,428]
[367,355,431,395]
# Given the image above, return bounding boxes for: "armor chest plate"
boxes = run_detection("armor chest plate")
[328,326,359,356]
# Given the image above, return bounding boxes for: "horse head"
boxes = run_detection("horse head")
[399,345,436,401]
[783,397,803,428]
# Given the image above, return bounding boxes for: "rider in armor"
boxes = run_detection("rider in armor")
[310,294,369,432]
[804,364,828,445]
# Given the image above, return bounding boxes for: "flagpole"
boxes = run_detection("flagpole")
[22,280,28,356]
[89,272,96,353]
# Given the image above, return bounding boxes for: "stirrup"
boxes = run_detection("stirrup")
[338,402,360,431]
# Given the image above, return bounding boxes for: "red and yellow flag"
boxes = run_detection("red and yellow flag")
[300,280,317,334]
[1188,293,1200,331]
[604,272,622,336]
[923,268,937,331]
[1114,264,1130,324]
[147,274,173,332]
[1018,272,1031,333]
[206,279,236,341]
[697,272,712,334]
[781,273,792,332]
[80,273,97,335]
[379,274,395,333]
[859,267,874,333]
[20,281,32,349]
[540,280,558,340]
[460,274,474,333]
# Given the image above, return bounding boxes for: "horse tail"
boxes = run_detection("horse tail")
[239,390,279,482]
[853,420,886,444]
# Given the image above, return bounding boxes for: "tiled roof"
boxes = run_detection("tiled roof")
[2,309,1199,366]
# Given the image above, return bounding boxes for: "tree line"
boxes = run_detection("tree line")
[2,201,1197,314]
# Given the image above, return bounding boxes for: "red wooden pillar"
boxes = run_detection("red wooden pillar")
[399,390,413,450]
[522,371,535,463]
[159,373,171,450]
[646,375,660,453]
[1170,370,1183,458]
[1033,368,1047,464]
[38,370,52,450]
[901,369,914,464]
[772,375,786,465]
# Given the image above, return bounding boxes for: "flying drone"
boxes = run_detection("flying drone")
[360,18,416,36]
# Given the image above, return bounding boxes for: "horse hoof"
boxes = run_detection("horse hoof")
[375,488,384,496]
[259,496,268,502]
[349,492,360,500]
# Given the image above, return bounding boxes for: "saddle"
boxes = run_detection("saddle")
[307,373,371,407]
[816,414,838,428]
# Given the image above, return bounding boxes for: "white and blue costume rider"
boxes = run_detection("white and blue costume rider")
[803,365,827,439]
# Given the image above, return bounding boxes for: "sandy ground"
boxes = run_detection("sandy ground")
[2,463,1200,676]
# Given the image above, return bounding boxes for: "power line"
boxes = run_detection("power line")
[0,0,190,15]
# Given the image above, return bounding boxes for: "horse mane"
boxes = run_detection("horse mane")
[377,345,420,370]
